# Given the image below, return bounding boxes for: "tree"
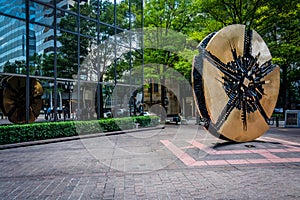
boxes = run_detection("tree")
[142,0,201,112]
[3,60,26,74]
[75,0,138,117]
[29,53,43,75]
[102,0,201,115]
[194,0,300,113]
[57,2,97,79]
[3,61,17,73]
[41,53,68,78]
[257,0,300,112]
[199,0,270,27]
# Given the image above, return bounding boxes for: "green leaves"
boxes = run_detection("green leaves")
[0,116,160,145]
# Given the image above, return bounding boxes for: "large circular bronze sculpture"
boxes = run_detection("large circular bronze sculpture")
[193,24,280,142]
[0,76,43,123]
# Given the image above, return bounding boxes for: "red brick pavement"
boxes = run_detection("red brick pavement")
[0,126,299,199]
[161,136,300,167]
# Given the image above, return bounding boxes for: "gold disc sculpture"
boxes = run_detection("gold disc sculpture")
[0,76,43,123]
[193,24,280,142]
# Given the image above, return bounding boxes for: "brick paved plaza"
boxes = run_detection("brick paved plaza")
[0,123,299,199]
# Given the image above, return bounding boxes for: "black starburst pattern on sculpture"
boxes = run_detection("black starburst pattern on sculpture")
[204,30,276,130]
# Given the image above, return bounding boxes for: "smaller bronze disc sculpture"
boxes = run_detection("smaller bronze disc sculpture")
[0,76,43,123]
[193,24,280,142]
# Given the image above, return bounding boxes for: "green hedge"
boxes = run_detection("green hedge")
[0,116,160,145]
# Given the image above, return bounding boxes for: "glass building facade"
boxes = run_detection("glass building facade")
[0,0,144,124]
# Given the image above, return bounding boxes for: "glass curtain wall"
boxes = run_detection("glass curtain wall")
[0,0,143,124]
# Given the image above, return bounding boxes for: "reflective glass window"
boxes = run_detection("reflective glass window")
[56,29,79,79]
[0,16,26,73]
[57,10,78,33]
[80,17,97,37]
[0,0,26,20]
[28,23,54,76]
[30,3,54,27]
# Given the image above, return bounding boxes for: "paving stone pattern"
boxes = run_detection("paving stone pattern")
[0,125,299,199]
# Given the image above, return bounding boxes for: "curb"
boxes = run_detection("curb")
[0,125,165,150]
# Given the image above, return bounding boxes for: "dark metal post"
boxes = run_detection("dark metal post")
[161,65,166,121]
[96,0,101,119]
[65,82,73,118]
[112,0,117,117]
[113,0,117,86]
[53,0,58,121]
[68,86,71,118]
[150,79,153,106]
[96,0,104,119]
[129,0,133,116]
[25,0,30,124]
[99,77,104,118]
[77,0,81,119]
[141,0,144,113]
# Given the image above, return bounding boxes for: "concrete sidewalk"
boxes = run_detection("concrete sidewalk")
[0,125,299,199]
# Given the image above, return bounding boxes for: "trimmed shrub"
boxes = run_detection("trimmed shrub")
[0,116,160,145]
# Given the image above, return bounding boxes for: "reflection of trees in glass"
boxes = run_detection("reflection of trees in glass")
[56,0,135,79]
[57,2,96,79]
[41,53,68,78]
[29,53,42,75]
[86,0,143,81]
[3,60,26,74]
